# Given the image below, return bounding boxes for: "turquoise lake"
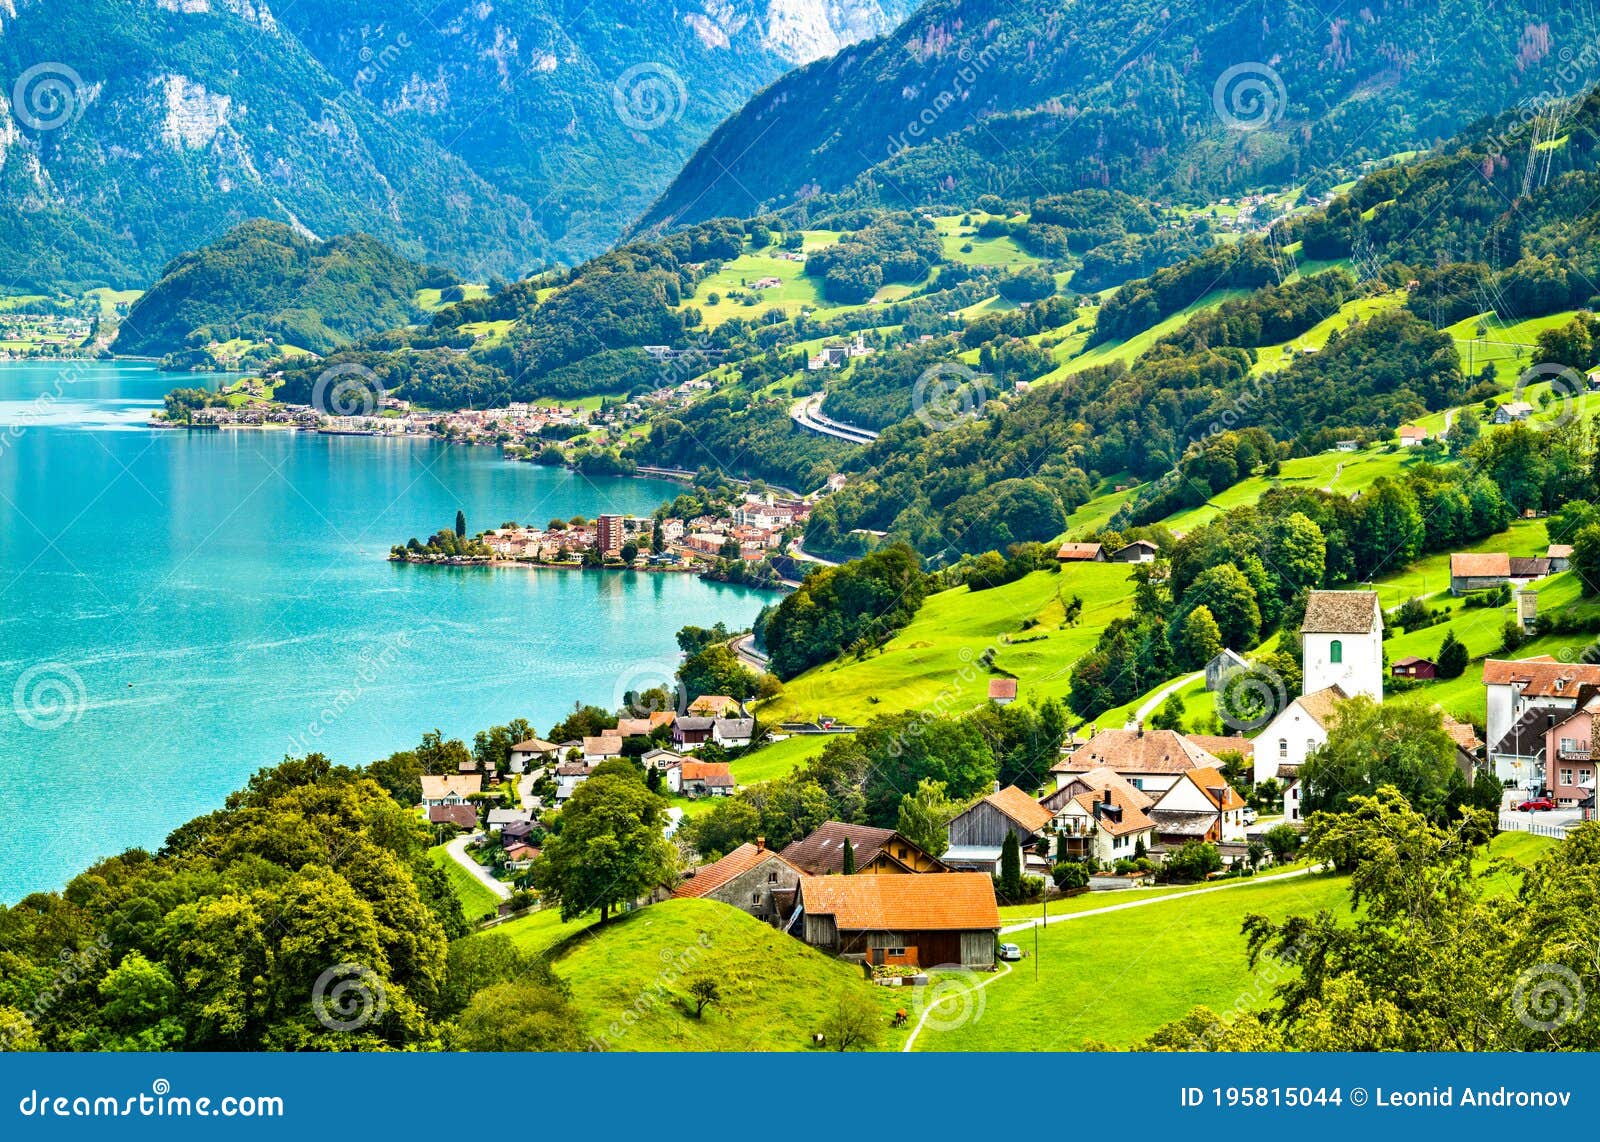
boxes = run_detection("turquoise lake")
[0,361,766,900]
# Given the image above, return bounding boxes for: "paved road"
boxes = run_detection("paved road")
[446,832,512,901]
[1132,670,1202,724]
[790,394,879,445]
[997,865,1319,936]
[730,633,770,673]
[786,537,840,567]
[900,960,1013,1053]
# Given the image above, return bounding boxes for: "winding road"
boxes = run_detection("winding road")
[790,394,880,445]
[446,832,512,901]
[1131,670,1202,725]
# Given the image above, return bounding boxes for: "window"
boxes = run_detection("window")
[1330,639,1343,664]
[752,893,762,904]
[1278,739,1288,758]
[768,872,778,883]
[1560,768,1574,785]
[897,847,908,859]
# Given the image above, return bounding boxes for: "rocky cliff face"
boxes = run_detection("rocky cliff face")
[0,0,918,288]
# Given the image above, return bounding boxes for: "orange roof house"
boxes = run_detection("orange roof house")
[1055,542,1105,562]
[673,840,803,925]
[794,872,1001,967]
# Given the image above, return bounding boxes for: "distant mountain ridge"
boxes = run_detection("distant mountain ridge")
[0,0,915,290]
[639,0,1598,231]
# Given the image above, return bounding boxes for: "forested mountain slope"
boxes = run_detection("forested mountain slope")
[641,0,1593,231]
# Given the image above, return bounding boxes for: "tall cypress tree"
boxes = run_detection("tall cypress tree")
[842,838,855,874]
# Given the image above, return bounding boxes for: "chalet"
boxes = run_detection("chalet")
[987,678,1018,705]
[711,717,755,748]
[677,760,735,798]
[1256,684,1347,782]
[1482,657,1600,776]
[688,694,741,717]
[1391,655,1438,680]
[419,774,481,808]
[1040,771,1156,864]
[672,716,715,750]
[1510,556,1552,580]
[581,735,623,763]
[1149,766,1248,844]
[794,873,1001,969]
[1549,544,1574,572]
[1055,542,1105,562]
[943,785,1054,873]
[499,820,534,845]
[1051,727,1220,794]
[1110,539,1160,563]
[673,840,803,924]
[1494,401,1534,423]
[427,804,478,830]
[1543,697,1600,811]
[1397,424,1429,447]
[1204,649,1249,692]
[780,822,948,876]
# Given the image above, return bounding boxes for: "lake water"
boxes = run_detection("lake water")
[0,361,766,899]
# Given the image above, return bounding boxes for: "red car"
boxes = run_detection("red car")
[1518,798,1556,812]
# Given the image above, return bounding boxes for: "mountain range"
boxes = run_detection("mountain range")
[0,0,914,290]
[641,0,1595,231]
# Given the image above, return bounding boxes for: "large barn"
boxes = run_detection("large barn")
[794,872,1001,969]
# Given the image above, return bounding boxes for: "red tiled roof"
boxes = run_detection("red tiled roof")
[673,843,798,899]
[797,873,999,931]
[982,785,1055,833]
[988,678,1018,700]
[1481,657,1600,698]
[1183,766,1247,812]
[1055,542,1103,561]
[1054,728,1220,775]
[1069,785,1155,836]
[1450,552,1511,578]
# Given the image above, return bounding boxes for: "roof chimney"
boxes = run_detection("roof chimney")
[1136,720,1145,737]
[755,836,765,851]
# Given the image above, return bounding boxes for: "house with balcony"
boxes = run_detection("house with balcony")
[1039,768,1156,864]
[1544,696,1600,813]
[1483,657,1600,779]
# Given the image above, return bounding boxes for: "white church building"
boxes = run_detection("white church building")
[1255,591,1382,783]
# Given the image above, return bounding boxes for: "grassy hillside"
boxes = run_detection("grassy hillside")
[551,898,906,1051]
[427,844,502,924]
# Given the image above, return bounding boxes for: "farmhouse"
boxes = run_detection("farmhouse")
[614,717,654,738]
[1204,648,1249,692]
[1055,542,1105,562]
[987,677,1018,705]
[1149,766,1248,844]
[1300,590,1383,701]
[943,785,1054,873]
[673,840,803,925]
[554,761,595,802]
[676,760,735,798]
[672,716,715,750]
[419,774,481,807]
[1494,402,1534,423]
[1052,726,1220,794]
[687,695,741,717]
[711,717,755,748]
[1110,539,1160,563]
[1256,684,1347,782]
[1397,424,1428,446]
[794,873,1001,968]
[581,735,623,763]
[1549,544,1574,572]
[1391,655,1438,680]
[780,822,949,875]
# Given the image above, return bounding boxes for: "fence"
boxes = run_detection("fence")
[1499,813,1571,839]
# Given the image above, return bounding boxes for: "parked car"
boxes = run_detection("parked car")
[1517,798,1556,812]
[1242,807,1258,825]
[997,943,1023,962]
